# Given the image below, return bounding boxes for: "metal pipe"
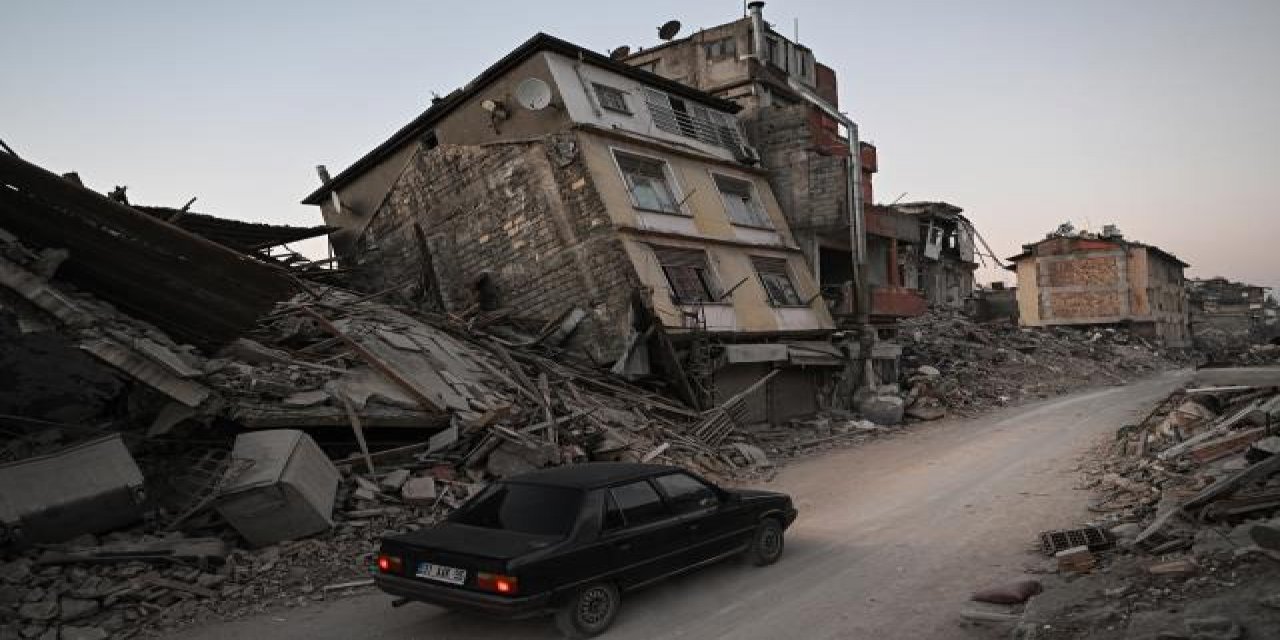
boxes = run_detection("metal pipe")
[748,2,767,62]
[785,77,869,325]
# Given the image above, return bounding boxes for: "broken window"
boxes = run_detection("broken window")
[592,83,631,114]
[614,151,681,214]
[752,256,804,306]
[703,37,737,59]
[652,246,721,304]
[641,87,744,151]
[714,174,771,228]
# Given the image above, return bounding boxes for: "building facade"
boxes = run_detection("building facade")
[1007,227,1191,347]
[302,34,849,422]
[1188,277,1274,351]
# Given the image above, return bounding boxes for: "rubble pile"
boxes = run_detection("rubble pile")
[991,375,1280,638]
[0,230,785,637]
[898,308,1181,414]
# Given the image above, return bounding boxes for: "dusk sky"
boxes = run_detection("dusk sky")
[3,0,1277,293]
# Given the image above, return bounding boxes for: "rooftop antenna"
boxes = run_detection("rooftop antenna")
[658,20,682,41]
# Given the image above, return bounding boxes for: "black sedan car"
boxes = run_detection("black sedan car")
[374,462,797,638]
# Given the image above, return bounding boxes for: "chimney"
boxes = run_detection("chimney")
[748,1,767,63]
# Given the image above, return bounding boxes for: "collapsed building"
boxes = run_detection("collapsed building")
[1188,277,1276,354]
[1006,224,1192,348]
[617,2,994,328]
[302,33,853,423]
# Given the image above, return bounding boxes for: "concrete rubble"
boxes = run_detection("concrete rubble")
[982,370,1280,639]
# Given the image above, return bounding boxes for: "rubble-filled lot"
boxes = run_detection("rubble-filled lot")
[898,308,1185,416]
[957,370,1280,639]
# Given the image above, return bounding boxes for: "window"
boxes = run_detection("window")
[714,174,771,228]
[654,473,719,515]
[593,83,630,114]
[635,61,659,74]
[652,246,720,304]
[614,151,680,214]
[641,87,744,151]
[608,480,669,528]
[449,484,582,536]
[602,491,626,530]
[752,256,804,306]
[703,37,737,59]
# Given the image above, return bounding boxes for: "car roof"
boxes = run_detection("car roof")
[503,462,680,490]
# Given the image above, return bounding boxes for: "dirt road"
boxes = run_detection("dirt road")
[169,371,1189,640]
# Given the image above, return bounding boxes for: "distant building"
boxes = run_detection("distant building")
[1006,226,1190,347]
[1187,277,1273,347]
[302,33,848,421]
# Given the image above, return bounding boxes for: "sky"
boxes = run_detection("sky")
[3,0,1278,294]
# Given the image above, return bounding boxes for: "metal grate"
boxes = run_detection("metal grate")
[1039,526,1109,555]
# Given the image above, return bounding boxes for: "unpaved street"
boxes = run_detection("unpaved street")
[170,372,1189,640]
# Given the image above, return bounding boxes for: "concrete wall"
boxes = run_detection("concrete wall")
[575,131,833,334]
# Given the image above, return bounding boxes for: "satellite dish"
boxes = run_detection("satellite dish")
[658,20,681,40]
[610,45,632,59]
[514,78,552,111]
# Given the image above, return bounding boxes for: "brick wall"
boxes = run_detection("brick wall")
[349,133,641,361]
[745,104,850,233]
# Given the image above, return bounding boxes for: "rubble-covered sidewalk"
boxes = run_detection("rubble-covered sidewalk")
[959,368,1280,639]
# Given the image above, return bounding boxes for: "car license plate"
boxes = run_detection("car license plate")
[416,562,467,585]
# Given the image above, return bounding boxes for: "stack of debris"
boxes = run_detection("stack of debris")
[898,307,1181,415]
[0,152,791,637]
[1001,371,1280,638]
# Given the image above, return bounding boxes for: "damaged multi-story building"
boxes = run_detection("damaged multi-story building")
[1006,224,1191,347]
[302,33,854,423]
[618,2,987,328]
[1187,277,1275,349]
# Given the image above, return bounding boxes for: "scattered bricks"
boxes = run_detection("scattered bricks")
[1147,558,1199,577]
[1055,546,1095,573]
[57,598,98,622]
[0,560,32,584]
[379,469,410,492]
[1040,526,1110,555]
[18,599,57,622]
[401,477,437,505]
[1183,615,1242,640]
[59,626,108,640]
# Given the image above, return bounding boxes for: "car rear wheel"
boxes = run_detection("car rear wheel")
[747,518,785,566]
[554,581,620,638]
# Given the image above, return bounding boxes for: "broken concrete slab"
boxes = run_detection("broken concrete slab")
[858,394,905,426]
[80,339,212,408]
[0,434,145,546]
[378,469,410,492]
[400,477,437,505]
[215,430,340,548]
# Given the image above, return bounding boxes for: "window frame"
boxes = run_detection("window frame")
[592,83,632,115]
[603,479,672,531]
[710,171,773,229]
[652,472,721,515]
[752,255,807,307]
[650,245,723,305]
[610,148,686,216]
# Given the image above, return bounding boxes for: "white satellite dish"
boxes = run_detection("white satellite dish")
[515,77,553,111]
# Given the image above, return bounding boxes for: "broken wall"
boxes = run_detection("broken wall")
[350,135,640,362]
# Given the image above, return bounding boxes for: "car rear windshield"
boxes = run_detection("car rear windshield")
[449,483,582,537]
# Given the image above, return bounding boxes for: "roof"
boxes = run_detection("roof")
[302,32,743,206]
[1005,236,1190,268]
[503,462,678,489]
[134,206,332,252]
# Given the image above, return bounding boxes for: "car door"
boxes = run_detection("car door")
[653,472,748,564]
[600,479,683,588]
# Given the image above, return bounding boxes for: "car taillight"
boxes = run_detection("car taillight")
[376,554,403,574]
[476,572,518,595]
